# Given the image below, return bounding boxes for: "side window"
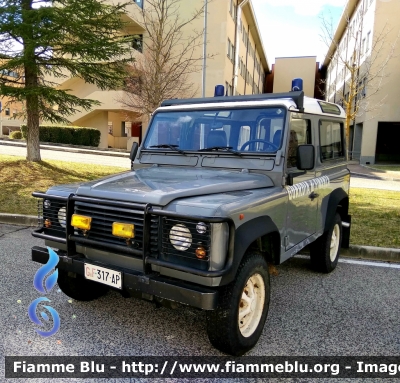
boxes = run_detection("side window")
[287,119,311,169]
[319,120,344,161]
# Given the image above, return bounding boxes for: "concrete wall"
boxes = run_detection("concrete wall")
[273,56,317,97]
[76,111,108,148]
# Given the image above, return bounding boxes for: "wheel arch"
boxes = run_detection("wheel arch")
[323,188,350,248]
[221,216,280,285]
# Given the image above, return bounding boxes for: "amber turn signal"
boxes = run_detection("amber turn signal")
[71,214,92,230]
[195,246,207,259]
[44,219,52,228]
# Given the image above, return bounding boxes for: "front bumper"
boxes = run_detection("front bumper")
[32,246,219,310]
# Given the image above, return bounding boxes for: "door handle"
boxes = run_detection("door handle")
[309,191,319,200]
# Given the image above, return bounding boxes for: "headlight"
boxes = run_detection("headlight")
[58,207,67,228]
[43,200,51,209]
[169,224,192,251]
[196,222,207,234]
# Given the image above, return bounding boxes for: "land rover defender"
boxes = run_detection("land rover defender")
[31,82,351,355]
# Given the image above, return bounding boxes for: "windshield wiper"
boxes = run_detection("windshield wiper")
[150,144,186,155]
[199,146,242,156]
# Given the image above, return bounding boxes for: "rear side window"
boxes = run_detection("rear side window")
[319,120,344,161]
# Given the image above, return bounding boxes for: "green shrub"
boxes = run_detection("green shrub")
[9,131,23,139]
[20,125,100,146]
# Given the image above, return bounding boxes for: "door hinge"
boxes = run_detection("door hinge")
[284,236,289,248]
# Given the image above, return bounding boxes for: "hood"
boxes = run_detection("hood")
[75,167,273,206]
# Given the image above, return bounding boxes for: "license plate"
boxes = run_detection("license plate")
[84,263,122,289]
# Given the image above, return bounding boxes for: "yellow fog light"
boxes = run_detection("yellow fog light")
[71,214,92,230]
[112,222,135,239]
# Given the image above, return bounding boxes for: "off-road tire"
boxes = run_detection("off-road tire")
[310,213,342,273]
[206,252,270,356]
[57,269,109,301]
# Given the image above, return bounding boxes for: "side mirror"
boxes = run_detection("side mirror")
[297,144,315,170]
[129,142,138,162]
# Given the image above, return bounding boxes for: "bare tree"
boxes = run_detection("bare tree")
[121,0,213,119]
[320,6,398,150]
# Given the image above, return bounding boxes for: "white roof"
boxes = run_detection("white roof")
[157,96,346,119]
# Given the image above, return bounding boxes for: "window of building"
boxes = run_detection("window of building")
[319,120,344,161]
[227,38,235,62]
[361,38,365,56]
[242,29,248,48]
[366,31,371,53]
[133,0,143,9]
[132,34,143,52]
[5,108,10,116]
[13,110,17,117]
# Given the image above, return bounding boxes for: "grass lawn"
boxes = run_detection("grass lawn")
[0,155,399,248]
[349,188,400,248]
[0,155,126,215]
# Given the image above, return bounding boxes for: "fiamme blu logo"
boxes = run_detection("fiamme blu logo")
[28,247,60,337]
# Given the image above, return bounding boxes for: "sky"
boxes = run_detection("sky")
[251,0,347,66]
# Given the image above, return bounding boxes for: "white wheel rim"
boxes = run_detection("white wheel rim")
[330,223,340,262]
[238,273,265,338]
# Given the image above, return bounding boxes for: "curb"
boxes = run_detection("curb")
[1,214,399,264]
[340,245,400,263]
[0,139,130,158]
[0,214,38,227]
[300,245,400,263]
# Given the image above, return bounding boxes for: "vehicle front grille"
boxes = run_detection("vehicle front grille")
[39,199,67,238]
[161,218,211,270]
[74,201,159,255]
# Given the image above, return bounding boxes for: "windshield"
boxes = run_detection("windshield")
[143,107,286,154]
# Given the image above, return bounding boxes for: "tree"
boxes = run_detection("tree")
[320,6,398,153]
[0,0,132,161]
[121,0,212,119]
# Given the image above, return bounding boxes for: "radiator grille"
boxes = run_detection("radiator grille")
[74,201,158,254]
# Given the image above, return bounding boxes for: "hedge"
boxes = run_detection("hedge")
[20,125,101,147]
[9,131,23,139]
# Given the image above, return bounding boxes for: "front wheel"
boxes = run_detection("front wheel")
[57,269,109,301]
[310,213,342,273]
[206,253,270,356]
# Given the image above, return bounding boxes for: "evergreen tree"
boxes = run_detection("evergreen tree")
[0,0,131,161]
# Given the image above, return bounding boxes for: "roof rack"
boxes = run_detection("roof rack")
[161,91,304,112]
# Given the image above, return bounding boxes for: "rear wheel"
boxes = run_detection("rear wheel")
[206,252,270,356]
[310,213,342,273]
[57,270,109,301]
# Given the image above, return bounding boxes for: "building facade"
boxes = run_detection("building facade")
[0,66,25,135]
[58,0,269,149]
[322,0,400,164]
[269,56,324,99]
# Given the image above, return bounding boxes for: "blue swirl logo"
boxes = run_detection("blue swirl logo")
[28,247,61,337]
[33,247,59,294]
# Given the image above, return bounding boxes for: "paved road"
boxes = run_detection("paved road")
[0,143,131,169]
[350,176,400,191]
[0,224,399,382]
[2,144,400,190]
